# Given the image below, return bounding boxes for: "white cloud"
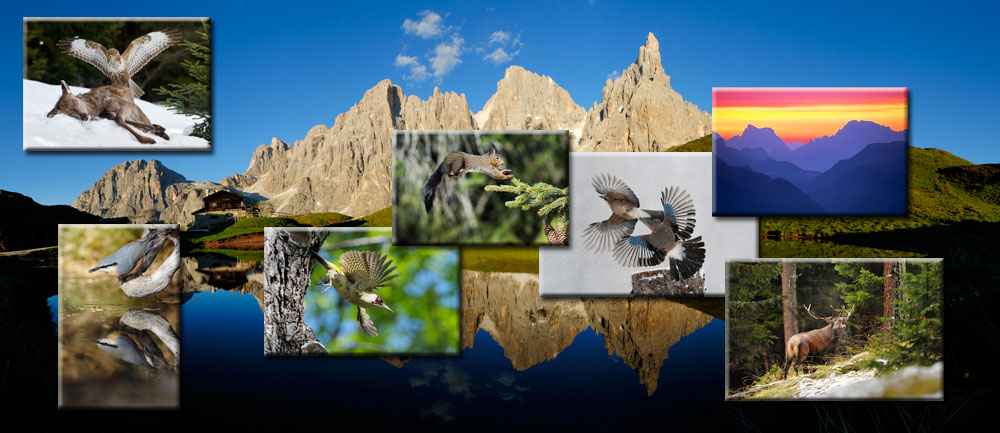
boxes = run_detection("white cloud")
[484,47,518,65]
[402,10,449,39]
[494,373,516,387]
[431,34,464,79]
[488,30,511,45]
[408,364,439,387]
[394,54,430,81]
[420,402,455,422]
[442,365,473,398]
[607,70,621,81]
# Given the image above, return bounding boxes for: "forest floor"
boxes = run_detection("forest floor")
[731,352,943,400]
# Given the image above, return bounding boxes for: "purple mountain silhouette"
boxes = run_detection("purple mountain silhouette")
[723,125,794,160]
[799,120,907,166]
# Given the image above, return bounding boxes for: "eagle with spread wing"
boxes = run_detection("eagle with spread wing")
[57,29,182,98]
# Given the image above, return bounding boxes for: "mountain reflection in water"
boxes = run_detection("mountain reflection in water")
[181,256,723,424]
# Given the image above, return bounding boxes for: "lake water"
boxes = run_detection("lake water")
[177,257,725,426]
[58,275,180,408]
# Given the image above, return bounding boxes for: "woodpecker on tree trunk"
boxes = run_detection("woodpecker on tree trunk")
[311,250,399,337]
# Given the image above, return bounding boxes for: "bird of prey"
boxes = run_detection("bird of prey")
[612,186,706,280]
[90,228,169,283]
[581,173,665,253]
[57,29,182,98]
[311,250,399,337]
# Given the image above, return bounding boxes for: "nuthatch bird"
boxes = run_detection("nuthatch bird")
[612,186,706,280]
[90,228,168,283]
[311,250,399,337]
[94,332,152,368]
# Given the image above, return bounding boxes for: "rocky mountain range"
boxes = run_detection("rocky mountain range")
[72,32,710,222]
[460,270,713,395]
[72,159,248,227]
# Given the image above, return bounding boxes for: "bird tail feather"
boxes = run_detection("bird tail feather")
[668,236,706,280]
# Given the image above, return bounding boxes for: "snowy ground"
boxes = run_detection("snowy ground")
[738,353,944,400]
[22,79,211,151]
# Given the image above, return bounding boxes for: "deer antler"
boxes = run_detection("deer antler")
[842,304,855,319]
[802,304,826,321]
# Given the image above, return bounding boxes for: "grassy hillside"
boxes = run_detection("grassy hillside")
[761,147,1000,237]
[665,134,712,152]
[357,206,391,227]
[461,246,538,274]
[293,212,352,226]
[186,207,386,246]
[327,206,391,227]
[186,217,299,244]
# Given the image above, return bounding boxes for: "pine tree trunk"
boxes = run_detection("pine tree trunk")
[263,228,328,355]
[782,262,797,344]
[883,259,900,332]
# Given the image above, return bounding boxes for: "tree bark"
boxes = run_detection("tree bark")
[883,259,900,332]
[263,228,328,355]
[781,262,797,344]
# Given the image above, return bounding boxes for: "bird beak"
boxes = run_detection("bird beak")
[382,304,394,313]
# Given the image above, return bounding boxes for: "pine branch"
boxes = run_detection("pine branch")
[485,177,568,245]
[484,177,568,218]
[153,24,211,141]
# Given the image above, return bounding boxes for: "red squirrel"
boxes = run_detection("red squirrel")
[422,142,513,212]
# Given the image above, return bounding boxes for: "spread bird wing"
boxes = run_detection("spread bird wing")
[122,29,183,78]
[612,234,666,267]
[582,216,636,253]
[57,38,116,78]
[356,306,379,337]
[338,250,399,292]
[660,186,696,240]
[592,173,640,206]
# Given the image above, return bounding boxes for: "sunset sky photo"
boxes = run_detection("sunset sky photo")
[713,88,908,143]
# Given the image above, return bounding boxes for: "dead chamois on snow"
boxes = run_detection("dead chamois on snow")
[47,80,169,144]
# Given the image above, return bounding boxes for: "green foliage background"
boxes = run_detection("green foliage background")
[153,21,211,140]
[864,260,944,371]
[24,19,210,104]
[393,131,569,245]
[304,228,459,355]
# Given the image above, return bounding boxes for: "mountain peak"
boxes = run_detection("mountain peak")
[644,32,659,52]
[72,159,189,219]
[740,124,782,141]
[474,65,584,135]
[579,33,709,151]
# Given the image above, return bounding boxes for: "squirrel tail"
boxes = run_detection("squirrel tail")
[422,163,445,212]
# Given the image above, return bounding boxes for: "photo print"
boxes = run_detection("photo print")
[264,227,459,356]
[540,152,756,297]
[24,17,212,150]
[726,258,943,400]
[393,130,570,246]
[58,224,181,408]
[713,87,908,215]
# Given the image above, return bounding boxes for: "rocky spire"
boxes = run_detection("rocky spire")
[578,32,711,152]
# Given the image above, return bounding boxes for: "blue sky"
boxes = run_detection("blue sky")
[3,0,998,205]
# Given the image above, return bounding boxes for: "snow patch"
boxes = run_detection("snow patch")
[22,79,210,151]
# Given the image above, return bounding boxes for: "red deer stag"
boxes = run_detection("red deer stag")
[782,304,854,379]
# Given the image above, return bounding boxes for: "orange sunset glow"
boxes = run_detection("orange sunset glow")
[713,88,908,144]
